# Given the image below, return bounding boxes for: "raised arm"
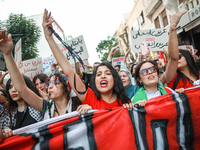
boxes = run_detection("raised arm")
[106,45,119,62]
[121,49,130,70]
[0,30,43,113]
[42,9,86,102]
[165,11,187,83]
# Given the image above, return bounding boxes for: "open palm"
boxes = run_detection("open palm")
[0,30,13,55]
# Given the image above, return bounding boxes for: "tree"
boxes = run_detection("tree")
[4,13,41,61]
[96,36,121,62]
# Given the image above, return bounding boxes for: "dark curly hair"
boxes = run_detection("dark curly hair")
[49,73,82,110]
[177,49,199,86]
[33,73,49,85]
[90,62,130,105]
[134,61,159,87]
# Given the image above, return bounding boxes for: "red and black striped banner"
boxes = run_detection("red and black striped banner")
[0,88,200,150]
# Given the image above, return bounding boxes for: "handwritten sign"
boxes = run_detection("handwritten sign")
[43,55,55,75]
[19,57,43,80]
[130,28,169,53]
[112,57,124,66]
[58,35,89,64]
[14,38,22,69]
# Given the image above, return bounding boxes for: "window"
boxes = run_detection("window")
[154,17,160,29]
[133,19,140,31]
[139,11,145,26]
[161,9,168,27]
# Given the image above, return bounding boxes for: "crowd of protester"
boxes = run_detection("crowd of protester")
[0,9,199,144]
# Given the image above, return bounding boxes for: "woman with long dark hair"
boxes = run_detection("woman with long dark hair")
[163,11,200,90]
[33,73,49,100]
[41,9,133,111]
[0,75,42,138]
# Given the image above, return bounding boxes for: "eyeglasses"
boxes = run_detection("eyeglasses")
[139,66,157,76]
[179,53,182,59]
[46,80,60,88]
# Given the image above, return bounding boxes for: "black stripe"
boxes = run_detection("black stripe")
[150,119,169,150]
[171,93,194,150]
[129,107,149,150]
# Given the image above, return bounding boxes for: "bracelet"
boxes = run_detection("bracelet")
[169,28,177,32]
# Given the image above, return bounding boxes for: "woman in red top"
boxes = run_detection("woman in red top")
[41,9,133,113]
[163,11,199,90]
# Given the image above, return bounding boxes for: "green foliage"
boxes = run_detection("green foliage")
[96,36,121,62]
[5,13,41,61]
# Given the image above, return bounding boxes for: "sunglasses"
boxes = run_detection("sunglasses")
[46,80,60,88]
[139,66,157,76]
[179,53,182,59]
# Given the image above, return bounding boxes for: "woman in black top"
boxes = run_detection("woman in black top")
[0,75,42,138]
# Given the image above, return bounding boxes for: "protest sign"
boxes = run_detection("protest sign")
[112,57,124,66]
[58,35,89,64]
[42,55,55,75]
[14,38,22,69]
[1,87,200,149]
[130,28,169,53]
[179,45,194,54]
[19,57,43,80]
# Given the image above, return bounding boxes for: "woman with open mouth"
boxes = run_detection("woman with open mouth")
[41,9,134,113]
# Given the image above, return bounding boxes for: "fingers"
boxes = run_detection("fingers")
[3,128,13,138]
[175,88,185,93]
[123,103,134,109]
[135,100,147,107]
[77,105,92,115]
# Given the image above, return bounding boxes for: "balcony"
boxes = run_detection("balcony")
[145,0,162,19]
[178,0,200,11]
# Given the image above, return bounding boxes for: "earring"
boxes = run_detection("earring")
[140,82,143,85]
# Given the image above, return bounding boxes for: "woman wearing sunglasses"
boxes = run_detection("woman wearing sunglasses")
[163,11,200,90]
[132,61,173,104]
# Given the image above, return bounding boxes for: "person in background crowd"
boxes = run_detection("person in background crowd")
[130,64,137,77]
[121,49,136,85]
[153,59,164,78]
[114,65,120,73]
[42,9,134,112]
[132,61,175,105]
[163,11,200,90]
[119,69,139,100]
[0,75,42,138]
[33,73,49,100]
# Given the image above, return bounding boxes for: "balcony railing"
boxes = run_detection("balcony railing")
[178,0,200,11]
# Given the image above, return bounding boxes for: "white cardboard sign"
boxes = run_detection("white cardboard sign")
[43,55,55,75]
[58,35,89,64]
[130,28,169,53]
[19,57,43,80]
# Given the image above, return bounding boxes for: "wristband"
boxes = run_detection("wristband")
[169,28,177,32]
